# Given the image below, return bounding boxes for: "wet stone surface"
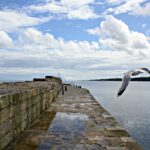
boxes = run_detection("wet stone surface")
[6,86,143,150]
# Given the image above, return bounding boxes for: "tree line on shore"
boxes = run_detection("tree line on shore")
[90,76,150,81]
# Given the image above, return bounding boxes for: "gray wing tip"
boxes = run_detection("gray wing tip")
[117,89,125,97]
[117,93,121,97]
[117,94,120,97]
[140,68,150,73]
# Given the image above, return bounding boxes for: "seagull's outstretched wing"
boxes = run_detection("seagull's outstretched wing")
[117,74,131,97]
[117,68,150,97]
[132,68,150,76]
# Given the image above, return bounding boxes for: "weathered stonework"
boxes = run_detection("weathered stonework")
[0,77,62,149]
[5,85,143,150]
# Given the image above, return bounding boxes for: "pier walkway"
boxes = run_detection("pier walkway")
[6,86,143,150]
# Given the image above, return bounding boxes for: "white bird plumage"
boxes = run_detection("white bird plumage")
[117,68,150,97]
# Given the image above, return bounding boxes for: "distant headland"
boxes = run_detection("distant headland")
[89,76,150,81]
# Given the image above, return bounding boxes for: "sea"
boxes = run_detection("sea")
[73,81,150,150]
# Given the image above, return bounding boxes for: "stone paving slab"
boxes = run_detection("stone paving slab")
[6,86,143,150]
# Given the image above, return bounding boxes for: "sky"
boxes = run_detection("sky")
[0,0,150,81]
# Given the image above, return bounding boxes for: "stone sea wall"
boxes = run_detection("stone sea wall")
[0,76,62,149]
[7,85,142,149]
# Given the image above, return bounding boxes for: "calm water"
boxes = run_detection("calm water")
[74,81,150,150]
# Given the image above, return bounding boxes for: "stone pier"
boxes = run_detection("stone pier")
[5,85,143,150]
[0,76,62,149]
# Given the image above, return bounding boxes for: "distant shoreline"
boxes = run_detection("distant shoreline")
[89,76,150,81]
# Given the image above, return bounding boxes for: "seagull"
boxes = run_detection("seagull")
[117,68,150,97]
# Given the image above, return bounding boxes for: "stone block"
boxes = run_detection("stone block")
[0,119,13,138]
[0,130,14,150]
[0,95,10,110]
[12,113,22,128]
[0,107,10,122]
[103,128,129,137]
[21,118,28,131]
[21,91,29,101]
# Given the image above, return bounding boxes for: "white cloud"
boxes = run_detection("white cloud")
[132,2,150,16]
[87,27,100,36]
[104,0,150,16]
[0,9,50,32]
[0,25,150,80]
[67,5,98,19]
[105,0,125,5]
[0,0,150,80]
[87,15,150,56]
[100,15,130,43]
[18,27,101,58]
[0,31,13,48]
[28,0,98,19]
